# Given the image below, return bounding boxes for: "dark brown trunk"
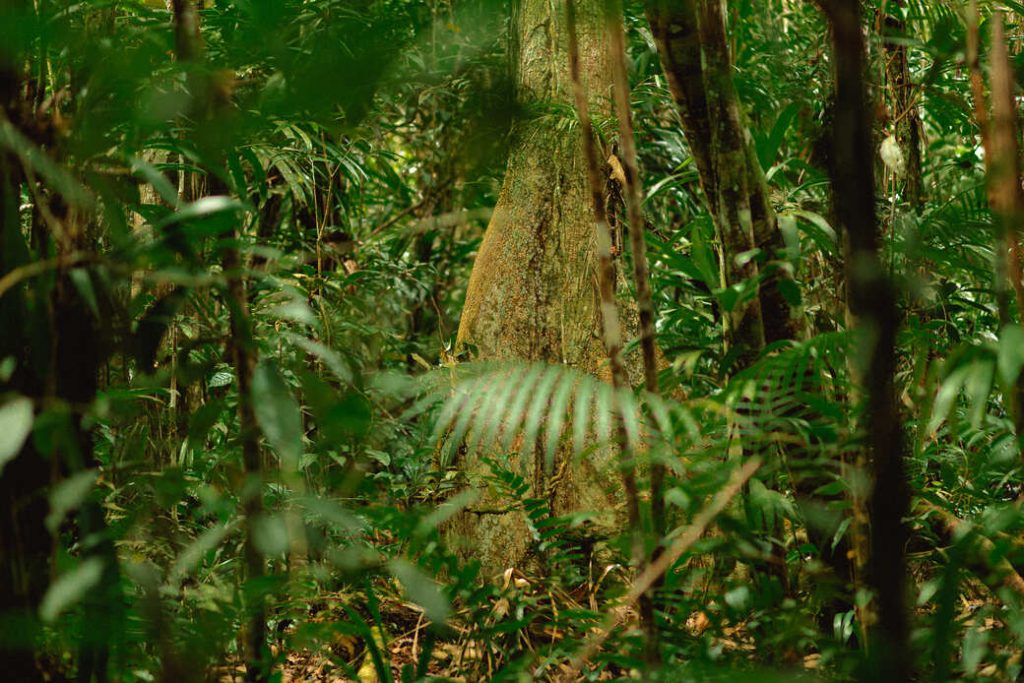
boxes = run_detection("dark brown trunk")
[51,211,120,683]
[0,81,50,681]
[819,1,911,679]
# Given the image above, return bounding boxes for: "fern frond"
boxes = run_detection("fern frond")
[420,361,703,468]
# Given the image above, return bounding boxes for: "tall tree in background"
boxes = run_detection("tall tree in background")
[976,8,1024,447]
[168,1,269,678]
[644,0,804,358]
[642,0,851,602]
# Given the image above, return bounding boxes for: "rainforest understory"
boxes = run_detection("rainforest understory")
[3,1,1024,682]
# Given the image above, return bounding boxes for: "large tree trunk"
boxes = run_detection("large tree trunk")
[452,0,639,574]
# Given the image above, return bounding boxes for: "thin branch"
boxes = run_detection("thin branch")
[608,1,664,665]
[0,252,94,299]
[566,0,641,539]
[566,458,761,674]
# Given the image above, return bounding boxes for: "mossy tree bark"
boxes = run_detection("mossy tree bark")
[644,0,803,359]
[644,0,762,368]
[453,0,641,574]
[644,0,806,597]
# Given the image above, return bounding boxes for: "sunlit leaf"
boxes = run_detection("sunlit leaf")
[253,361,303,467]
[40,558,105,623]
[46,470,97,534]
[0,396,33,473]
[389,559,450,625]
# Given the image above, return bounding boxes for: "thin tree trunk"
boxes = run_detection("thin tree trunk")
[986,14,1024,446]
[818,1,911,679]
[567,0,655,663]
[168,3,268,679]
[881,1,924,212]
[966,3,1024,450]
[606,1,664,664]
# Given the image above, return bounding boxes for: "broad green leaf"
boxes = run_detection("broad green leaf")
[469,368,521,453]
[997,324,1024,386]
[447,374,492,448]
[964,359,994,428]
[131,158,178,206]
[543,369,576,471]
[46,470,97,534]
[0,396,33,473]
[572,373,595,455]
[617,387,640,451]
[415,490,479,535]
[251,514,290,557]
[169,522,235,583]
[690,218,720,290]
[593,383,613,446]
[784,209,838,254]
[40,558,105,622]
[497,364,545,452]
[389,559,449,625]
[153,196,246,231]
[300,372,370,442]
[0,119,91,207]
[962,626,989,675]
[271,298,318,327]
[299,497,362,532]
[756,102,800,170]
[208,370,234,388]
[253,362,303,468]
[0,357,15,383]
[927,364,970,434]
[520,366,561,459]
[68,269,99,317]
[724,585,750,611]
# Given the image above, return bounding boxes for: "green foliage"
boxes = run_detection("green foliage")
[2,0,1024,680]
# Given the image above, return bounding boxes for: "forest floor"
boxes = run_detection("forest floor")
[209,578,1010,683]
